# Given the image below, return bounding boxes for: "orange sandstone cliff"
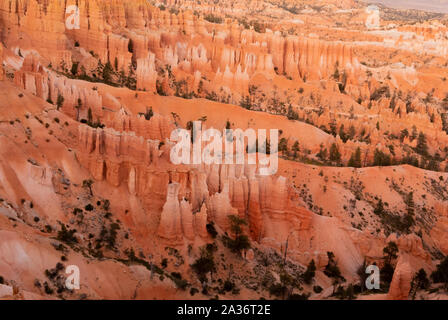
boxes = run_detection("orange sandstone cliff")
[0,0,448,300]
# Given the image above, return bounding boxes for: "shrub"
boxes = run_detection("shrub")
[190,287,199,296]
[71,62,79,75]
[381,262,395,288]
[348,147,362,168]
[223,215,250,254]
[286,105,299,120]
[383,241,398,264]
[223,280,235,292]
[128,39,134,53]
[329,143,341,162]
[206,222,218,238]
[313,285,323,293]
[416,132,428,156]
[204,14,223,24]
[373,148,391,166]
[192,247,216,282]
[73,208,83,215]
[144,107,153,120]
[431,256,448,288]
[106,223,120,249]
[170,273,189,290]
[56,223,77,244]
[269,283,287,297]
[288,293,310,300]
[44,282,54,294]
[56,94,64,110]
[413,268,430,291]
[324,252,344,281]
[333,284,355,300]
[302,259,316,284]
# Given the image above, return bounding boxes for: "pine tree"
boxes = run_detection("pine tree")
[339,124,347,142]
[329,143,341,163]
[414,269,429,290]
[279,138,288,155]
[333,63,340,80]
[411,125,418,141]
[348,125,356,140]
[373,148,391,166]
[56,93,64,110]
[317,143,327,161]
[125,63,137,90]
[303,260,316,284]
[348,147,362,168]
[329,118,337,136]
[75,98,82,121]
[225,215,250,254]
[374,199,384,216]
[354,147,362,168]
[383,241,398,265]
[102,61,114,84]
[416,132,428,156]
[144,107,153,120]
[88,108,93,124]
[292,141,300,159]
[128,38,134,53]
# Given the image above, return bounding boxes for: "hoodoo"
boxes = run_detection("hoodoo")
[0,0,447,301]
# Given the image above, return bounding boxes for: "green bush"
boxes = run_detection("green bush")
[302,259,316,284]
[56,223,77,244]
[431,256,448,288]
[206,222,218,238]
[313,285,323,293]
[223,215,251,254]
[288,293,310,300]
[192,247,216,282]
[269,283,287,297]
[204,14,223,24]
[324,252,344,281]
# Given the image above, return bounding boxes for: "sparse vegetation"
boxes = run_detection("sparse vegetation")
[222,215,251,254]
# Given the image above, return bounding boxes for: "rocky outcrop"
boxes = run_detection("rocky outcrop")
[208,181,239,231]
[0,43,4,81]
[76,120,314,244]
[387,234,430,262]
[104,110,175,142]
[77,124,164,186]
[195,204,209,239]
[180,199,195,240]
[136,53,157,92]
[1,0,362,102]
[14,55,103,120]
[158,183,183,243]
[387,255,413,300]
[158,183,208,242]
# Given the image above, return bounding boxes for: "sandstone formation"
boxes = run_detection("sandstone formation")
[388,255,413,300]
[0,0,448,301]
